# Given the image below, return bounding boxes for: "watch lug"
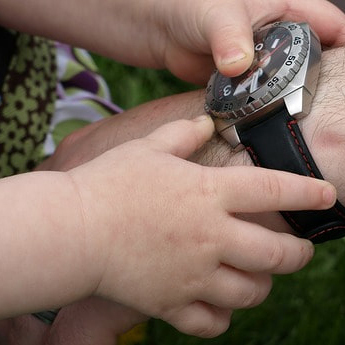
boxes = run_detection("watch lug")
[213,118,242,150]
[209,21,322,151]
[283,87,313,119]
[282,25,321,120]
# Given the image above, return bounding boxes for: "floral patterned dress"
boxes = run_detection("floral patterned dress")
[0,28,121,177]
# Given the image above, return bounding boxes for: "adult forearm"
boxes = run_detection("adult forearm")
[136,49,345,233]
[39,46,345,236]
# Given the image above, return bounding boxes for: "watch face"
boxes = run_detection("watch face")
[214,26,292,103]
[205,22,311,119]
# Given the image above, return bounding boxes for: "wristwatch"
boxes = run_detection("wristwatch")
[204,21,345,244]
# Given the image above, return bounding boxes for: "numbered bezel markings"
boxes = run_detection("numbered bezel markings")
[205,22,310,120]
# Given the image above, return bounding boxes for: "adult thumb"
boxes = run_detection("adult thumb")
[145,116,215,159]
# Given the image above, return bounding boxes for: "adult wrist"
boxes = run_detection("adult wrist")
[191,47,345,234]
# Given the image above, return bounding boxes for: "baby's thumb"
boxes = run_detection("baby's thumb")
[204,4,254,76]
[145,116,215,159]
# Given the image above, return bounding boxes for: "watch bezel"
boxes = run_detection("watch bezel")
[205,21,309,121]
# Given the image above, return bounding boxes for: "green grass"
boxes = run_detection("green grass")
[92,55,345,345]
[147,240,345,345]
[92,54,197,109]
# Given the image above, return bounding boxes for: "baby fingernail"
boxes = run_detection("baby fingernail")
[322,184,337,206]
[193,115,211,122]
[220,48,247,66]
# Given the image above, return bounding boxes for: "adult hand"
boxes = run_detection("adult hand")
[0,298,147,345]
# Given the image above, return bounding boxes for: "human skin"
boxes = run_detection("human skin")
[0,299,147,345]
[0,0,344,83]
[0,112,329,338]
[0,46,340,344]
[0,0,343,342]
[38,45,345,232]
[3,44,345,343]
[0,0,343,343]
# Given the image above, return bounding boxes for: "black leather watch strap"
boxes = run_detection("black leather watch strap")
[238,107,345,243]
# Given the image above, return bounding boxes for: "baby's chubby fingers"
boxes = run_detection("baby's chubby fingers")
[218,218,315,274]
[205,167,333,273]
[201,0,345,77]
[212,166,336,213]
[250,0,345,47]
[165,302,232,338]
[201,0,254,76]
[144,115,215,159]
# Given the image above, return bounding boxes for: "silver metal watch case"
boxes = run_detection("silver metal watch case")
[204,22,321,150]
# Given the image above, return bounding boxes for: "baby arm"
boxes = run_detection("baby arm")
[0,171,100,317]
[0,46,344,339]
[0,0,344,83]
[25,47,345,337]
[0,96,335,338]
[39,45,345,235]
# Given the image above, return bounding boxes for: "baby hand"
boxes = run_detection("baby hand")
[155,0,345,83]
[69,115,335,338]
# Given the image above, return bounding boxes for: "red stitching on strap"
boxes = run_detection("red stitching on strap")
[287,120,316,178]
[308,225,345,241]
[245,146,261,167]
[245,124,345,241]
[334,207,345,220]
[282,211,304,232]
[287,119,345,223]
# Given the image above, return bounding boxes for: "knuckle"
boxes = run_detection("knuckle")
[241,284,262,308]
[259,173,283,205]
[266,240,285,271]
[192,318,229,338]
[192,325,217,338]
[198,167,218,200]
[241,275,272,308]
[171,307,231,339]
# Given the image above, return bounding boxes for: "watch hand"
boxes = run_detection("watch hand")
[234,67,263,96]
[249,68,262,93]
[247,38,289,78]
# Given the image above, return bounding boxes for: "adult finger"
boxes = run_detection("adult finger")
[211,166,336,213]
[44,298,148,345]
[0,316,47,345]
[199,265,272,310]
[144,115,215,159]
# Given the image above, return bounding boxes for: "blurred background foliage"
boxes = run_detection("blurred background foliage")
[92,55,197,109]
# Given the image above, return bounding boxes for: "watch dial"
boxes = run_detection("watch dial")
[213,26,292,103]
